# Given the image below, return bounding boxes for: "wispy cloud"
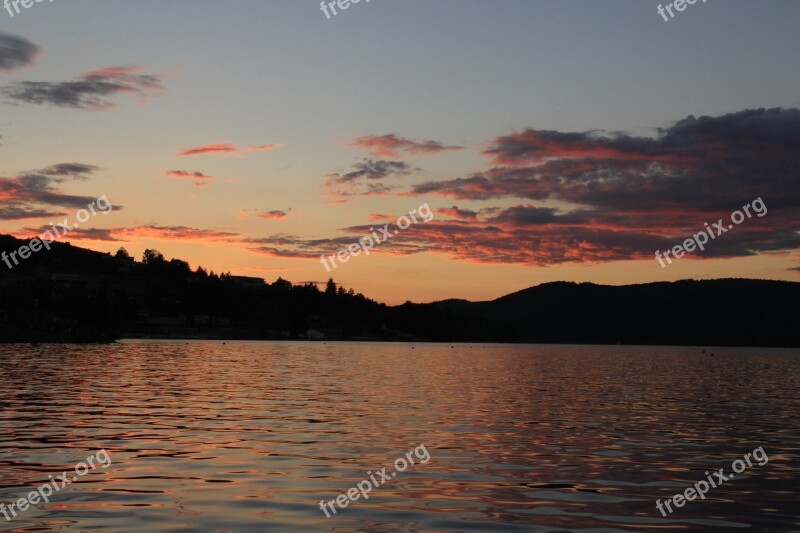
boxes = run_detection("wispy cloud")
[177,143,283,157]
[1,66,166,110]
[238,208,292,220]
[331,159,415,183]
[17,227,125,242]
[258,210,289,220]
[435,206,480,221]
[0,206,63,221]
[165,170,213,180]
[0,163,108,220]
[349,134,463,158]
[165,170,214,187]
[323,159,416,198]
[21,224,241,243]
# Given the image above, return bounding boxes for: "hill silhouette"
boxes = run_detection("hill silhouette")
[435,279,799,347]
[1,234,797,346]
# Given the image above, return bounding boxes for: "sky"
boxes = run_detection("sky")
[1,0,799,305]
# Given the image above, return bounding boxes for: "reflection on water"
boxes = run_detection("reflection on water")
[1,341,798,532]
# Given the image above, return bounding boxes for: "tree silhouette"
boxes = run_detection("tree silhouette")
[142,249,165,265]
[114,247,132,260]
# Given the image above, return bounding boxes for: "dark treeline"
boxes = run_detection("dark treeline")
[1,235,797,346]
[0,235,508,343]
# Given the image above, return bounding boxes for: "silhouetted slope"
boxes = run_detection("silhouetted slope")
[436,280,800,347]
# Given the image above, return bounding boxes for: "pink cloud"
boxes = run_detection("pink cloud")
[166,169,213,180]
[349,134,463,158]
[177,143,283,157]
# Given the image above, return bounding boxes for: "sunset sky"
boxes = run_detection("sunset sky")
[1,0,799,304]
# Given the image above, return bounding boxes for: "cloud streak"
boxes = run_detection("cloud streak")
[241,203,800,268]
[20,225,241,243]
[0,163,108,220]
[258,210,289,220]
[177,143,283,157]
[1,66,166,110]
[165,170,215,187]
[323,159,417,198]
[349,134,463,158]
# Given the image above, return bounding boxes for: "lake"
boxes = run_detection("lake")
[1,341,798,531]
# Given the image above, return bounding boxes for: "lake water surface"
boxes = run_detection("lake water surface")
[1,341,798,532]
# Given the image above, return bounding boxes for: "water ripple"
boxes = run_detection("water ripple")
[1,341,798,531]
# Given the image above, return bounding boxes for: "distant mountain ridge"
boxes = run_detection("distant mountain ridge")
[434,279,799,347]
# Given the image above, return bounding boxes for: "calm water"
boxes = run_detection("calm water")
[0,342,798,532]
